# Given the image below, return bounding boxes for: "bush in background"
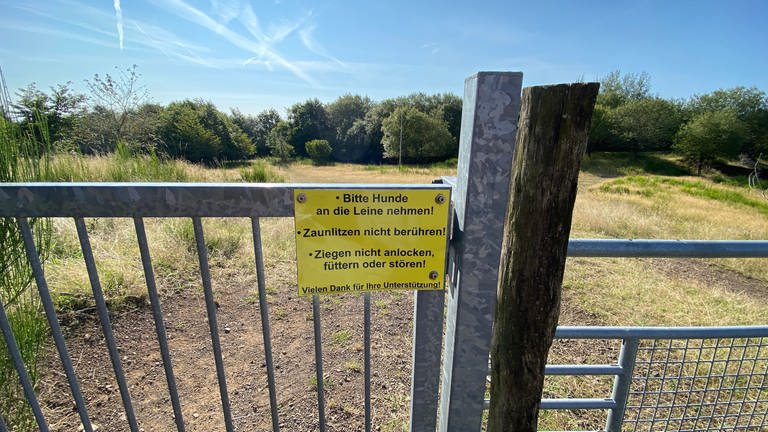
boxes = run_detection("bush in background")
[305,139,333,165]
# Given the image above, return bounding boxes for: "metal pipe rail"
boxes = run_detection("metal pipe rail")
[567,239,768,258]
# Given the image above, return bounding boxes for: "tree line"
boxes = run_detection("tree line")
[589,71,768,173]
[5,66,767,173]
[6,65,462,166]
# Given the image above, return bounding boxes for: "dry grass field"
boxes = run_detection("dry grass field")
[13,153,768,431]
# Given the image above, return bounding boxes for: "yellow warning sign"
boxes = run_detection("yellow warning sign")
[294,188,451,296]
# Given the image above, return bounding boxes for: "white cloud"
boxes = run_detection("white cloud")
[300,25,346,67]
[0,20,117,49]
[210,0,241,23]
[131,21,213,66]
[9,0,347,86]
[113,0,123,50]
[154,0,326,85]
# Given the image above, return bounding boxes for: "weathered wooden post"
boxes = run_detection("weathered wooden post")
[487,83,599,431]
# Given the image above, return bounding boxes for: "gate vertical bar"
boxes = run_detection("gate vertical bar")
[606,338,639,432]
[409,289,445,431]
[364,293,372,432]
[191,218,234,432]
[250,218,280,432]
[438,72,522,432]
[0,295,49,431]
[134,218,185,432]
[74,218,139,432]
[18,218,93,432]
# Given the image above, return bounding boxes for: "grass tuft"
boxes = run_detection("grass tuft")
[239,159,284,183]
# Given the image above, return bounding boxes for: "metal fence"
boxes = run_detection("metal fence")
[0,182,449,432]
[478,238,768,432]
[537,326,768,432]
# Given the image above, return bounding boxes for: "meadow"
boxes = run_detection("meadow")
[2,151,767,431]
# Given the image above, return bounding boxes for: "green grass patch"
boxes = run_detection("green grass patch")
[344,360,362,373]
[331,330,353,345]
[599,176,768,215]
[239,159,285,183]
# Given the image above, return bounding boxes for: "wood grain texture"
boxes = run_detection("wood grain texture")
[487,83,599,432]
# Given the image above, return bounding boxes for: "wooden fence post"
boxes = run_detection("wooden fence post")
[487,83,599,432]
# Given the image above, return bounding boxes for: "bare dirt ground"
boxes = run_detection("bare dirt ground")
[37,266,414,431]
[33,254,767,432]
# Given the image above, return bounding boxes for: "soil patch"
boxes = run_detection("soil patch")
[34,256,766,431]
[38,271,414,431]
[650,258,768,301]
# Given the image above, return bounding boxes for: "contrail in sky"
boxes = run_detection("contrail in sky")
[114,0,124,50]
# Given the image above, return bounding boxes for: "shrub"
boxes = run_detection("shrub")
[305,139,333,164]
[673,111,747,175]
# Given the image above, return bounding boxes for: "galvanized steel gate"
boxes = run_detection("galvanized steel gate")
[2,72,768,431]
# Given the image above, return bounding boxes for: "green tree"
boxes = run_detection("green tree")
[673,110,748,174]
[130,103,165,152]
[158,101,222,164]
[73,102,164,154]
[267,120,294,163]
[688,87,768,157]
[286,99,331,157]
[230,108,281,156]
[85,65,149,149]
[305,139,333,164]
[158,100,253,163]
[71,106,115,153]
[12,82,86,144]
[326,94,372,162]
[361,98,401,163]
[195,102,253,160]
[587,104,618,152]
[598,70,651,108]
[609,98,685,152]
[429,93,462,149]
[381,107,454,163]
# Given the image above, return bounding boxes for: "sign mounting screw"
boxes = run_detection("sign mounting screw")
[435,194,445,204]
[297,193,307,203]
[429,270,439,280]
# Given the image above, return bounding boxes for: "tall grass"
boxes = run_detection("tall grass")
[49,143,190,182]
[240,159,285,183]
[0,114,52,429]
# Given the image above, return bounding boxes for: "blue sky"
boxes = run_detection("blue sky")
[1,0,766,115]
